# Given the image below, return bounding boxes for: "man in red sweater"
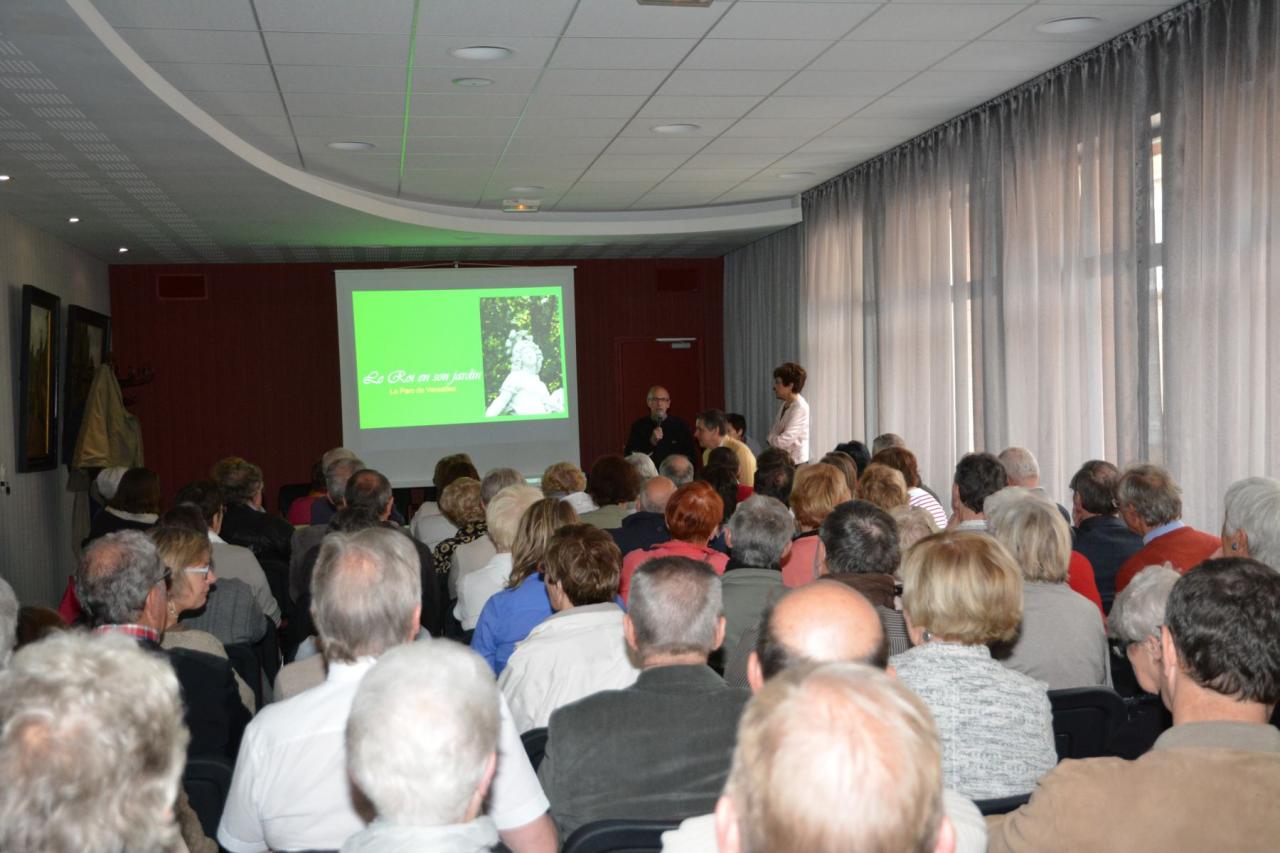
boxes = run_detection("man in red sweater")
[1113,464,1219,593]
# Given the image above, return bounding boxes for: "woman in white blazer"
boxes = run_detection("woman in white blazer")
[766,362,810,465]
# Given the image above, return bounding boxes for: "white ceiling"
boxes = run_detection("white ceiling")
[0,0,1181,263]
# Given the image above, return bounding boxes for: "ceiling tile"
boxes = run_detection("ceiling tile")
[95,0,258,30]
[682,39,829,70]
[512,116,630,138]
[748,95,876,118]
[722,116,837,137]
[854,95,978,119]
[275,65,405,94]
[284,92,406,116]
[933,40,1090,72]
[255,0,414,33]
[153,63,278,92]
[399,0,579,37]
[580,167,677,182]
[502,136,613,154]
[848,4,1025,41]
[185,91,286,116]
[777,69,916,97]
[404,153,501,170]
[407,136,509,154]
[700,136,810,154]
[620,116,736,137]
[524,95,648,118]
[565,0,725,39]
[413,67,540,95]
[414,36,558,68]
[637,96,761,119]
[593,154,696,170]
[293,135,401,154]
[824,116,945,137]
[605,136,709,154]
[550,38,697,69]
[408,115,519,136]
[666,167,760,182]
[264,32,409,66]
[217,114,294,138]
[659,69,794,96]
[413,92,529,117]
[985,4,1174,41]
[537,68,668,96]
[892,69,1027,98]
[498,153,601,169]
[486,169,583,186]
[114,29,269,64]
[710,2,880,40]
[290,115,407,136]
[811,39,966,71]
[683,152,777,169]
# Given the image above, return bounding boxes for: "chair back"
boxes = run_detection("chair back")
[521,726,549,771]
[563,819,682,853]
[182,754,235,838]
[1049,686,1127,760]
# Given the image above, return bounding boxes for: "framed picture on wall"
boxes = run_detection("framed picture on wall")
[17,285,60,472]
[62,305,111,465]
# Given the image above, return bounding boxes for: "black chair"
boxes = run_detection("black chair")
[1049,686,1127,760]
[974,792,1033,815]
[521,726,549,771]
[182,754,235,839]
[562,819,681,853]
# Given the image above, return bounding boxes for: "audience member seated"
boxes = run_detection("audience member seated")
[1114,463,1220,592]
[176,480,281,626]
[986,488,1110,689]
[291,454,363,602]
[1221,476,1280,570]
[0,577,15,667]
[626,451,660,483]
[780,463,850,587]
[721,496,790,659]
[999,446,1072,522]
[410,452,480,550]
[725,412,761,457]
[714,664,960,853]
[872,432,906,455]
[540,460,595,515]
[306,446,359,525]
[15,606,66,651]
[212,456,293,567]
[219,527,555,852]
[949,452,1008,532]
[578,455,642,530]
[610,475,675,558]
[84,466,160,545]
[820,450,860,499]
[818,500,911,655]
[858,462,911,512]
[875,445,949,529]
[698,459,740,527]
[500,524,639,731]
[892,532,1057,799]
[620,482,728,602]
[1109,564,1181,694]
[452,468,525,592]
[988,559,1280,851]
[456,485,544,632]
[835,439,872,476]
[286,459,328,526]
[889,503,941,549]
[694,409,757,486]
[432,476,486,595]
[659,452,695,487]
[342,642,507,852]
[1069,459,1144,612]
[0,632,189,853]
[77,531,249,759]
[471,498,579,674]
[152,524,256,711]
[752,447,795,505]
[539,557,748,840]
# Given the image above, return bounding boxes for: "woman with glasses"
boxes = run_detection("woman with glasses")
[152,525,255,712]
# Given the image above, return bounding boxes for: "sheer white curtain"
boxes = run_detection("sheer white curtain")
[794,0,1275,527]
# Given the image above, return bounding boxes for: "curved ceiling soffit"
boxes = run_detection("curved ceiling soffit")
[67,0,803,240]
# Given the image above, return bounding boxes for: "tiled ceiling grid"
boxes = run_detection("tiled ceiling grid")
[99,0,1182,214]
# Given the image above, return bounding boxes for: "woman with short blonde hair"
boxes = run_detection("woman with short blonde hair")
[891,532,1056,799]
[857,463,909,512]
[781,463,850,587]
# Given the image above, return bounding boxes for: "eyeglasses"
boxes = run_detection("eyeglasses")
[648,396,671,403]
[184,565,213,577]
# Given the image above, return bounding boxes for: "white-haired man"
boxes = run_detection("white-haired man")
[716,662,956,853]
[539,556,749,840]
[290,453,364,599]
[1221,476,1280,570]
[0,631,188,852]
[343,641,504,852]
[611,475,676,558]
[998,446,1071,524]
[218,526,556,853]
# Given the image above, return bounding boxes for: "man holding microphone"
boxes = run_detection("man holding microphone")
[624,385,697,468]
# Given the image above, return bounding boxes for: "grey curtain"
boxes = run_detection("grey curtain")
[723,223,802,451]
[796,0,1276,527]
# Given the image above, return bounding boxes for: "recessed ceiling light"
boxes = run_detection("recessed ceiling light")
[503,198,541,213]
[651,123,701,134]
[0,175,10,181]
[117,247,129,254]
[1035,16,1102,34]
[68,216,80,223]
[452,77,494,87]
[777,171,816,180]
[327,141,376,151]
[507,185,545,193]
[450,45,513,61]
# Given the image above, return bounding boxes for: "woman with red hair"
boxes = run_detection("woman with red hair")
[619,481,728,602]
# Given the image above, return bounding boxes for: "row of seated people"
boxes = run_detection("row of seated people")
[5,434,1277,852]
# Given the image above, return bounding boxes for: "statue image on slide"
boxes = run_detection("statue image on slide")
[481,295,566,417]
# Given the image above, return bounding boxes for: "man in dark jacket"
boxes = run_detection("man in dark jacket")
[212,456,293,565]
[610,476,675,559]
[624,385,697,468]
[1070,460,1145,612]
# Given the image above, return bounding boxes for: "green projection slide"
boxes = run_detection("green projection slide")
[354,286,569,430]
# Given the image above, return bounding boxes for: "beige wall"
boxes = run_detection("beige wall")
[0,211,108,607]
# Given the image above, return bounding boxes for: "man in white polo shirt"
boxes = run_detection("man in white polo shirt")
[218,526,555,853]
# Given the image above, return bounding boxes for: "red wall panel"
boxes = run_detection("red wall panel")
[108,259,723,511]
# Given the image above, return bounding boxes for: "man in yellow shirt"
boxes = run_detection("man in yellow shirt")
[694,409,757,487]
